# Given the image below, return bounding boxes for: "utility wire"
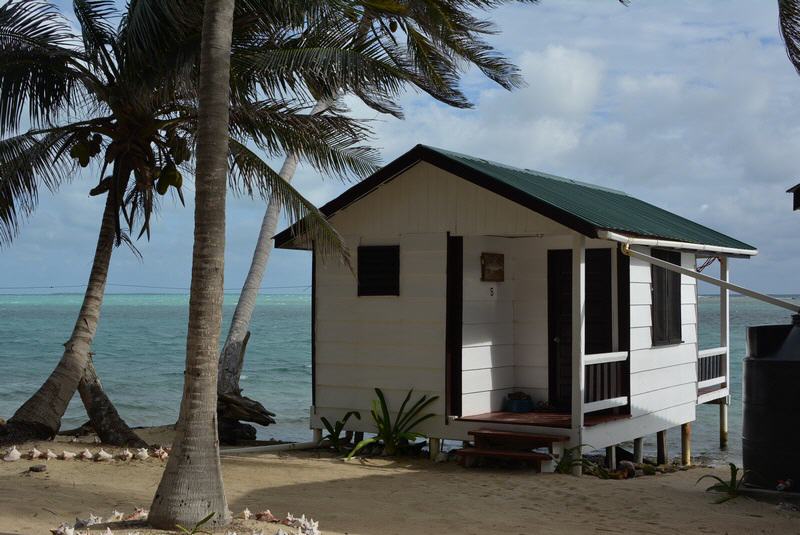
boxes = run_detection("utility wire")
[0,283,311,291]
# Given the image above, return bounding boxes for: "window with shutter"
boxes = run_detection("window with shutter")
[651,249,682,345]
[357,246,400,296]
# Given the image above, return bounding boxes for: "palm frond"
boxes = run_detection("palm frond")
[0,129,75,245]
[227,138,349,264]
[780,0,800,76]
[72,0,119,79]
[0,0,87,133]
[228,99,380,180]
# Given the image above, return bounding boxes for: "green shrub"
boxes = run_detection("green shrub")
[697,463,748,503]
[319,411,361,452]
[347,388,438,458]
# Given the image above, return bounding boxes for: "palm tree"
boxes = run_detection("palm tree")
[218,0,534,436]
[147,0,235,527]
[0,0,395,444]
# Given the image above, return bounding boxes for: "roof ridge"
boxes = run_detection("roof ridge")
[420,144,630,197]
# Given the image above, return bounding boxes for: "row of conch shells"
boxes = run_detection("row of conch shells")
[242,509,320,535]
[51,508,149,534]
[2,446,169,462]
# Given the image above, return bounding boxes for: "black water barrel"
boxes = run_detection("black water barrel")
[743,317,800,489]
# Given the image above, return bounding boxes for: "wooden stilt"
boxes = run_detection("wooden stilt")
[681,423,691,466]
[633,437,644,464]
[312,428,322,443]
[354,431,364,444]
[606,445,617,470]
[656,430,667,465]
[429,437,442,461]
[720,402,729,449]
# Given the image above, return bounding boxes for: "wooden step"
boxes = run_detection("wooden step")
[468,428,569,442]
[455,448,551,462]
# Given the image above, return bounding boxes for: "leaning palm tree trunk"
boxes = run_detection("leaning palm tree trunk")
[78,360,147,447]
[149,0,234,528]
[2,195,117,443]
[217,98,332,439]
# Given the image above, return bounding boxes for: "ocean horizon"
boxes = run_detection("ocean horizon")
[1,292,795,463]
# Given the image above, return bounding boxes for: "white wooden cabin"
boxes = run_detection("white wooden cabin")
[275,145,757,466]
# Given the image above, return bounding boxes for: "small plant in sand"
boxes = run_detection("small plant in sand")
[553,444,609,478]
[176,512,215,535]
[697,463,748,503]
[347,388,438,458]
[319,411,361,452]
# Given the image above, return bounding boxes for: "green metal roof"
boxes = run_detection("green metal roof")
[274,144,757,254]
[426,146,756,252]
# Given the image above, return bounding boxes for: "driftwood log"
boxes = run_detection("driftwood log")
[217,392,276,445]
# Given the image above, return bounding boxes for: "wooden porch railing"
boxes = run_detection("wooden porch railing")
[697,346,727,391]
[583,351,629,414]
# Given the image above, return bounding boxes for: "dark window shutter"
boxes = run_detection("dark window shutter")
[358,246,400,296]
[651,249,682,345]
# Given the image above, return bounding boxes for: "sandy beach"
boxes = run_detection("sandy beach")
[1,436,798,534]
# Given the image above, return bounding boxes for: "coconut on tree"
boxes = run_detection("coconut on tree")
[0,0,401,445]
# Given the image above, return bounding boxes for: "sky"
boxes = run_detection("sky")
[2,0,800,295]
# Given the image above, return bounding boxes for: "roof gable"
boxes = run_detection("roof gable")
[275,144,757,254]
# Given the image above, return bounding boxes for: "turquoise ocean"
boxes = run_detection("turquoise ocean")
[0,293,794,463]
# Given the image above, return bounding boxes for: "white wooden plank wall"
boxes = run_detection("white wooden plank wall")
[628,246,698,421]
[314,232,448,419]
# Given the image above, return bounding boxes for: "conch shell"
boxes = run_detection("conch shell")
[28,447,43,460]
[2,446,21,462]
[117,449,133,461]
[79,448,93,460]
[94,448,113,462]
[123,507,148,521]
[134,448,149,460]
[45,449,58,460]
[49,523,74,535]
[108,510,124,521]
[241,507,253,520]
[60,450,76,460]
[153,446,168,460]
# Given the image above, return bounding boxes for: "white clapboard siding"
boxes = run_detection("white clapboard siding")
[462,389,513,415]
[583,402,696,450]
[317,363,442,392]
[316,341,444,368]
[630,381,698,417]
[514,365,549,390]
[462,345,514,371]
[629,343,697,373]
[329,161,573,237]
[461,367,515,394]
[316,385,445,414]
[630,362,696,396]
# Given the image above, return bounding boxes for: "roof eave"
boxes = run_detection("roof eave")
[597,230,758,257]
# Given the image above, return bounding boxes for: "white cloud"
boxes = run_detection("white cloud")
[3,0,800,295]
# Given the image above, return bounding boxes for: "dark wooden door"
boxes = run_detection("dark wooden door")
[548,250,573,410]
[548,249,614,410]
[446,235,463,417]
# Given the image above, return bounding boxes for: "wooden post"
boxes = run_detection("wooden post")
[606,445,617,470]
[633,437,644,464]
[570,235,586,476]
[719,257,730,450]
[719,402,729,449]
[656,430,667,465]
[429,438,442,461]
[312,428,322,443]
[354,431,364,444]
[681,423,691,466]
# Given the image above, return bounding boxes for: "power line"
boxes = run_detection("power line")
[0,283,311,292]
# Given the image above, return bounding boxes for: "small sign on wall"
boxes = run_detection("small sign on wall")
[481,252,505,282]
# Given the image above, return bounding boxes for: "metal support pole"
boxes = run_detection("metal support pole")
[656,430,668,465]
[720,402,729,449]
[633,438,644,464]
[681,423,692,466]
